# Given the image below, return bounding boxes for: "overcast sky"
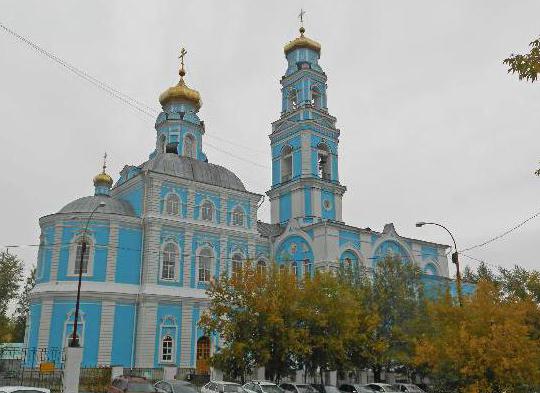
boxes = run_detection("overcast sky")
[1,0,539,279]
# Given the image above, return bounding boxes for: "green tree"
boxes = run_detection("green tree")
[0,251,23,341]
[299,271,360,383]
[504,37,540,82]
[12,266,36,342]
[340,256,426,382]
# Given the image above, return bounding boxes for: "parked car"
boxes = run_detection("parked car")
[0,387,50,393]
[280,383,317,393]
[310,385,342,393]
[339,384,373,393]
[243,381,284,393]
[202,381,244,393]
[363,384,398,393]
[109,376,157,393]
[155,380,198,393]
[392,384,425,393]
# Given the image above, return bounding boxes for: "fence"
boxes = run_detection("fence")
[80,366,112,393]
[0,346,64,393]
[124,367,164,382]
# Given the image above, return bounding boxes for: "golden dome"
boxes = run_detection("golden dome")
[93,172,113,188]
[284,27,321,55]
[159,78,202,110]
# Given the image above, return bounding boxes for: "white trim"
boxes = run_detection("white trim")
[230,251,244,278]
[160,241,180,282]
[196,245,214,284]
[159,315,178,364]
[230,205,246,227]
[200,199,216,223]
[67,233,95,278]
[62,310,85,348]
[164,191,182,216]
[371,236,416,266]
[183,132,197,158]
[339,245,366,267]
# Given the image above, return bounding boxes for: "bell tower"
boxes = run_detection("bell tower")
[267,21,346,225]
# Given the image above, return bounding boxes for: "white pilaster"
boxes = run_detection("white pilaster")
[183,231,193,287]
[179,300,193,367]
[106,222,119,282]
[49,223,63,281]
[97,301,115,365]
[134,301,157,368]
[37,299,53,349]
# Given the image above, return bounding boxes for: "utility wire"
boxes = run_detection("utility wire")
[459,208,540,253]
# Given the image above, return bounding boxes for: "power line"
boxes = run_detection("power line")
[459,208,540,253]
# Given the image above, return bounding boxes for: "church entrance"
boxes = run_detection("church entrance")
[196,336,210,375]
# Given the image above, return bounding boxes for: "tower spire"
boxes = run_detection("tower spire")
[298,9,306,35]
[178,47,187,80]
[93,152,113,196]
[102,152,108,174]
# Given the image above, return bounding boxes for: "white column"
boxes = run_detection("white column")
[50,223,63,281]
[97,301,115,365]
[183,231,193,287]
[134,301,157,368]
[37,299,53,349]
[143,222,160,285]
[106,222,119,282]
[180,300,193,367]
[301,132,311,176]
[63,347,83,393]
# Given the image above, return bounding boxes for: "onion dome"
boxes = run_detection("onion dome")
[284,27,321,56]
[93,153,113,196]
[159,48,202,110]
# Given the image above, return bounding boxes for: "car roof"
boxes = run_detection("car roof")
[0,388,50,393]
[214,382,241,385]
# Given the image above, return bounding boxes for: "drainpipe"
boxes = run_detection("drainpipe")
[131,170,148,368]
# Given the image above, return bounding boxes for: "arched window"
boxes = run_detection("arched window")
[159,134,167,153]
[303,259,312,278]
[165,193,180,215]
[288,89,298,111]
[317,143,331,180]
[74,238,91,275]
[162,243,178,280]
[161,335,173,362]
[279,264,286,274]
[184,134,196,158]
[256,259,267,274]
[344,257,352,268]
[198,248,212,283]
[311,87,322,108]
[232,254,243,278]
[232,206,244,227]
[201,201,214,222]
[281,145,293,182]
[291,261,298,276]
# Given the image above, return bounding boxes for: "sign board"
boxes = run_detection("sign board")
[39,362,55,373]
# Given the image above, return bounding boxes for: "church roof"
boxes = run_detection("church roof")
[257,221,284,238]
[142,153,246,192]
[58,195,136,216]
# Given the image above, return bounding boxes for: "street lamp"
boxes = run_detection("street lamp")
[416,221,462,306]
[70,201,106,347]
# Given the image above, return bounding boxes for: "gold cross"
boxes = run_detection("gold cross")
[179,47,187,69]
[298,9,306,27]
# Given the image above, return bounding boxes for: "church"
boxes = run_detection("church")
[27,26,453,371]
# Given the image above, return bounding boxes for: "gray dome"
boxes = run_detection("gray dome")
[142,153,246,191]
[58,195,136,216]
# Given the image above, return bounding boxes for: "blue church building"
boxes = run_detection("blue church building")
[27,27,453,370]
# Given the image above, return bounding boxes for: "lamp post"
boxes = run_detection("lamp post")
[416,221,462,306]
[70,201,106,347]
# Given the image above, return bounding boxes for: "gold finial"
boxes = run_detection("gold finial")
[102,152,108,174]
[298,9,306,35]
[178,47,187,79]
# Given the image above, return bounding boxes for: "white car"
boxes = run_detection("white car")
[0,388,50,393]
[364,384,398,393]
[202,381,244,393]
[243,381,283,393]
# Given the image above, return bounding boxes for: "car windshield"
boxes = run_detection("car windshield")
[324,387,341,393]
[128,382,156,392]
[171,383,197,393]
[224,386,242,393]
[261,385,283,393]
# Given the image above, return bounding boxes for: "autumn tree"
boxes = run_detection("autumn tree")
[415,281,540,393]
[0,251,23,341]
[13,266,36,342]
[199,262,305,382]
[504,37,540,83]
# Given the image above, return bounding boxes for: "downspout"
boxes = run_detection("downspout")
[131,170,148,369]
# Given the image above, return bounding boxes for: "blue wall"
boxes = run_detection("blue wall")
[116,227,142,284]
[48,300,102,366]
[118,183,144,217]
[58,221,110,282]
[27,302,41,349]
[275,235,314,278]
[279,192,292,223]
[111,303,135,366]
[321,189,336,220]
[304,187,312,222]
[36,225,55,284]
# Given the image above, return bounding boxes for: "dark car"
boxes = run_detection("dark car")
[109,376,157,393]
[392,384,425,393]
[339,384,373,393]
[155,380,198,393]
[280,384,317,393]
[310,385,342,393]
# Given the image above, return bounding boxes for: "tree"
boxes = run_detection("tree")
[504,37,540,82]
[299,271,360,383]
[12,266,36,342]
[340,256,426,382]
[0,251,23,341]
[199,262,305,383]
[415,281,540,393]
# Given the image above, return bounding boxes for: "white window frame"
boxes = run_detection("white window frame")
[161,242,179,281]
[159,315,178,364]
[63,310,85,348]
[67,234,95,277]
[317,143,331,180]
[281,145,293,182]
[231,253,244,278]
[231,206,245,227]
[197,247,213,283]
[256,259,267,274]
[183,133,196,158]
[303,259,313,278]
[165,193,181,216]
[201,200,215,222]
